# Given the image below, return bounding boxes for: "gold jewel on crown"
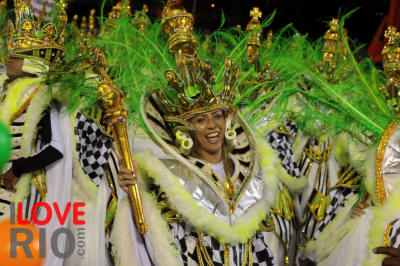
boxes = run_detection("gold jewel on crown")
[161,0,199,55]
[382,26,400,73]
[7,0,67,65]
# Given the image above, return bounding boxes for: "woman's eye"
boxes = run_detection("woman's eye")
[213,113,223,119]
[196,117,206,123]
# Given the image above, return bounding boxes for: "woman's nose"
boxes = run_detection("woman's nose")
[206,117,217,129]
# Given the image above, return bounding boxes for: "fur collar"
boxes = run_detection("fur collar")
[134,137,287,244]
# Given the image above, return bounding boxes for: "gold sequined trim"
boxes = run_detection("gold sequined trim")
[384,221,395,247]
[32,169,47,200]
[376,120,398,203]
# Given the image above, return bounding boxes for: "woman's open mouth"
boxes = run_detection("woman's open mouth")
[206,132,220,144]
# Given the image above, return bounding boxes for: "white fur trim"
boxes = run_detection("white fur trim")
[364,178,400,265]
[113,197,140,266]
[134,137,281,244]
[14,83,51,203]
[292,130,309,160]
[302,194,359,261]
[141,192,181,266]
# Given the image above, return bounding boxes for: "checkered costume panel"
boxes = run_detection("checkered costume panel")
[390,218,400,248]
[168,221,276,265]
[316,187,359,236]
[266,130,301,178]
[284,120,298,140]
[75,112,112,186]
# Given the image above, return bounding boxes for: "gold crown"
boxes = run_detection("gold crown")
[158,57,239,127]
[161,0,199,55]
[382,26,400,72]
[7,0,67,65]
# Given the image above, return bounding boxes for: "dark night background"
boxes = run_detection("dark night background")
[65,0,390,46]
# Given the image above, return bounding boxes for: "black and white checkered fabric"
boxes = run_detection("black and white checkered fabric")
[75,112,112,186]
[316,187,359,236]
[168,221,275,265]
[390,218,400,248]
[266,130,301,178]
[284,120,298,140]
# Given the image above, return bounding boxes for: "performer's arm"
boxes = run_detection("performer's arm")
[11,105,64,177]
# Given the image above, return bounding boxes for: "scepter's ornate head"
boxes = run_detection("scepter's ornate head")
[7,0,67,65]
[161,0,199,55]
[246,7,263,64]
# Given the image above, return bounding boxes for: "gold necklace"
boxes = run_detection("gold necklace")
[207,163,236,214]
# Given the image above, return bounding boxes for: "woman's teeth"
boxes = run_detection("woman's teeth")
[206,133,220,144]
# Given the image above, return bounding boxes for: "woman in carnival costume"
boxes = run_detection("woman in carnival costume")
[58,2,153,265]
[278,21,400,265]
[111,1,308,265]
[206,9,364,259]
[0,1,72,266]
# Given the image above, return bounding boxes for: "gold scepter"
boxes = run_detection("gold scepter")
[87,47,147,234]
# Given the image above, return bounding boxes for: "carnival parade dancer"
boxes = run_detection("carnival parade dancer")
[0,1,72,265]
[105,1,310,265]
[62,2,153,265]
[288,18,364,248]
[277,22,400,265]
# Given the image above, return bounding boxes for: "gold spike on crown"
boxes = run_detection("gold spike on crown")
[161,0,199,55]
[7,0,67,65]
[159,57,239,127]
[382,26,400,72]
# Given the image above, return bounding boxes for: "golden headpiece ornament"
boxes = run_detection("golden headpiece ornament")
[246,7,262,48]
[108,0,131,19]
[380,26,400,110]
[7,0,67,65]
[382,26,400,73]
[161,0,199,55]
[246,7,263,66]
[132,4,151,34]
[322,18,340,64]
[317,18,350,83]
[160,57,239,127]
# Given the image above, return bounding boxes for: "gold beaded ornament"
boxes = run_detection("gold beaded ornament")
[7,0,67,65]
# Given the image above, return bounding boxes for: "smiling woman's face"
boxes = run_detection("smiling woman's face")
[190,109,226,158]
